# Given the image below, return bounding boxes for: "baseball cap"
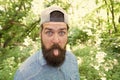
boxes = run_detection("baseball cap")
[40,5,68,25]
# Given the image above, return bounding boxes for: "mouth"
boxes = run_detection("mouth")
[53,49,59,56]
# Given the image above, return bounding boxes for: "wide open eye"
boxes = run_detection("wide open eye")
[45,31,53,36]
[58,31,66,36]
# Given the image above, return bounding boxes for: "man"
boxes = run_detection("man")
[14,5,80,80]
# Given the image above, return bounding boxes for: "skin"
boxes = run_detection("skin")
[40,22,68,55]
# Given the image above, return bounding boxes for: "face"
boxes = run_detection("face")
[41,22,68,67]
[41,22,68,49]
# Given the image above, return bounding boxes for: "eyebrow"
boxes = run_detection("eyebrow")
[44,28,53,31]
[59,28,67,30]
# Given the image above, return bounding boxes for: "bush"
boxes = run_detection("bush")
[0,38,41,80]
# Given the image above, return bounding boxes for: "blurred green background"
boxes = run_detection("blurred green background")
[0,0,120,80]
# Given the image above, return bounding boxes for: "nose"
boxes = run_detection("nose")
[52,34,60,44]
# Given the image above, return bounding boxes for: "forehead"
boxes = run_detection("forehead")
[42,22,67,30]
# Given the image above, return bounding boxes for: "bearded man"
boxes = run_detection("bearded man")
[14,5,80,80]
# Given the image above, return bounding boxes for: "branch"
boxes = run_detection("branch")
[109,0,117,32]
[20,19,40,39]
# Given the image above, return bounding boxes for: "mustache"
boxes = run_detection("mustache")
[47,44,62,50]
[43,44,64,57]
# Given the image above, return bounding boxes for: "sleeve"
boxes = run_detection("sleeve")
[14,69,24,80]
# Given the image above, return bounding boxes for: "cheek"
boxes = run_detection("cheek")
[41,34,52,49]
[60,36,68,45]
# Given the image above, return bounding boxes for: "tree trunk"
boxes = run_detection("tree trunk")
[110,0,117,32]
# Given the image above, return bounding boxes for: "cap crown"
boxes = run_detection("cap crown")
[40,6,68,25]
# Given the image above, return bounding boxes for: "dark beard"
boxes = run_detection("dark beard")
[42,43,66,67]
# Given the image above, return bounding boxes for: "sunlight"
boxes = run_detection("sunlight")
[31,0,44,15]
[96,51,106,64]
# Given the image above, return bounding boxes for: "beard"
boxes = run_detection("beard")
[41,42,66,67]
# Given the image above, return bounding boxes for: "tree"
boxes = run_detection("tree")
[0,0,40,49]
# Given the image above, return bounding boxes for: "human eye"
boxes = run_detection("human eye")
[59,31,66,36]
[45,31,53,36]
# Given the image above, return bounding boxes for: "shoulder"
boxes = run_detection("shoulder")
[20,50,41,70]
[61,51,80,80]
[66,50,77,61]
[14,50,42,79]
[62,50,78,67]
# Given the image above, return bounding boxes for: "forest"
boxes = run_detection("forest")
[0,0,120,80]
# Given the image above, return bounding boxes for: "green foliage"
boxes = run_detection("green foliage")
[68,27,90,47]
[101,32,120,53]
[43,0,71,11]
[73,45,120,80]
[106,65,120,80]
[100,31,120,80]
[0,57,17,80]
[0,38,41,80]
[80,65,100,80]
[0,0,39,48]
[0,47,29,80]
[73,46,101,80]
